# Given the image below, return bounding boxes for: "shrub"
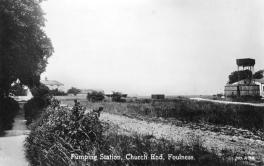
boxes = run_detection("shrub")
[112,92,125,102]
[228,70,252,84]
[253,70,264,79]
[10,83,27,96]
[24,97,50,125]
[87,91,105,102]
[49,88,67,96]
[0,97,19,133]
[24,84,51,125]
[30,84,50,98]
[25,102,104,166]
[67,87,81,96]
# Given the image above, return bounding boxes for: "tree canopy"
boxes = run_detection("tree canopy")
[87,91,105,102]
[253,70,264,80]
[112,91,125,102]
[10,82,27,96]
[67,87,81,96]
[228,69,264,84]
[0,0,53,98]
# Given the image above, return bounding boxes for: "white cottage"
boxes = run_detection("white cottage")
[41,77,64,91]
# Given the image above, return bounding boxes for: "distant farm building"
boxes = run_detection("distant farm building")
[41,77,64,91]
[151,94,165,100]
[224,58,260,98]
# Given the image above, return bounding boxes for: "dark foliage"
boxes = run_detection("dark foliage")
[24,84,51,125]
[228,70,252,84]
[112,92,125,102]
[24,97,50,125]
[0,0,53,98]
[0,97,19,133]
[30,84,50,98]
[253,70,264,79]
[67,87,81,96]
[25,101,104,166]
[87,91,105,102]
[228,69,264,84]
[10,82,27,96]
[49,88,67,96]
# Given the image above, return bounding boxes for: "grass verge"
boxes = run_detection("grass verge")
[25,101,255,166]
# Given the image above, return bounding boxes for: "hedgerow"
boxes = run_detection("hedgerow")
[24,84,51,125]
[87,91,105,102]
[0,97,19,133]
[25,100,104,166]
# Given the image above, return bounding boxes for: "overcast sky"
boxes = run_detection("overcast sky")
[41,0,264,96]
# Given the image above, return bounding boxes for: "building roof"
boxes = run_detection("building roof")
[236,58,255,67]
[41,80,64,86]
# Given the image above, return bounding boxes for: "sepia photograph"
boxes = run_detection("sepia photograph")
[0,0,264,165]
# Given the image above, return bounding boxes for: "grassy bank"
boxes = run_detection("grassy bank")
[73,98,264,133]
[25,101,254,166]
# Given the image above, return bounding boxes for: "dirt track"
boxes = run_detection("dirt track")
[100,112,264,163]
[0,111,29,166]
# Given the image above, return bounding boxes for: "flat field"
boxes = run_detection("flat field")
[58,97,264,165]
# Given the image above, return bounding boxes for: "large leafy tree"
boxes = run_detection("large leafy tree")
[228,69,264,84]
[253,70,264,79]
[228,70,252,84]
[0,0,53,98]
[87,91,105,102]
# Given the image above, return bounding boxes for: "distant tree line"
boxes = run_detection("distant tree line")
[67,87,81,96]
[49,89,67,96]
[87,91,105,102]
[86,91,126,102]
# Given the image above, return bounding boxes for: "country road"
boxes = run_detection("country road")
[99,112,264,162]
